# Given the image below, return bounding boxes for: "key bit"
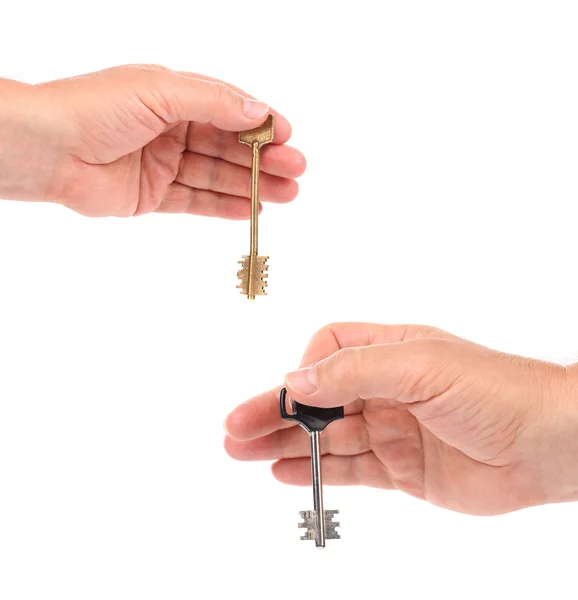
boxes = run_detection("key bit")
[280,388,345,548]
[299,510,340,542]
[237,114,274,299]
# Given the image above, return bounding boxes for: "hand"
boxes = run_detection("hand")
[225,323,578,515]
[0,64,305,217]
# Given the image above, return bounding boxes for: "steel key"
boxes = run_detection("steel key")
[280,388,344,547]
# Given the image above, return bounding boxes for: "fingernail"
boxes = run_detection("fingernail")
[285,367,318,395]
[243,99,269,119]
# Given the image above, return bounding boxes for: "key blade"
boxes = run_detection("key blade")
[298,510,340,542]
[298,510,317,540]
[324,510,341,540]
[239,114,275,147]
[237,255,269,299]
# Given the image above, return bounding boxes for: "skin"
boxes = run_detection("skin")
[0,64,305,217]
[225,323,578,516]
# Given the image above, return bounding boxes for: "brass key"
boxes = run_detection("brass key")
[237,114,274,299]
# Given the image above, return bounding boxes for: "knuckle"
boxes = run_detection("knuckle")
[325,347,361,386]
[318,322,341,338]
[407,323,445,339]
[207,157,223,190]
[312,323,342,347]
[408,339,449,372]
[128,63,174,74]
[211,82,230,108]
[201,82,237,124]
[106,64,172,84]
[216,83,244,111]
[410,337,445,355]
[402,338,458,401]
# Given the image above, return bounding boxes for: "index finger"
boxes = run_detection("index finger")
[298,322,451,369]
[225,385,295,442]
[225,384,361,442]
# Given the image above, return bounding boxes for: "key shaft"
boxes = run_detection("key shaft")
[250,142,260,259]
[310,431,326,547]
[247,142,261,299]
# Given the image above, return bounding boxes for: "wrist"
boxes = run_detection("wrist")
[537,364,578,505]
[0,79,65,202]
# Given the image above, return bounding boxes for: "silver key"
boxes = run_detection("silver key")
[280,388,345,548]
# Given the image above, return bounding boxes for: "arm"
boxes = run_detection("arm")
[0,78,62,202]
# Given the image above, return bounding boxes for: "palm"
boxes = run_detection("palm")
[59,123,188,217]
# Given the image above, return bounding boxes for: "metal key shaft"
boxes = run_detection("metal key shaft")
[310,430,326,547]
[249,140,260,266]
[280,388,344,548]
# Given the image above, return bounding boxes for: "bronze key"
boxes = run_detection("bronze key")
[237,114,274,299]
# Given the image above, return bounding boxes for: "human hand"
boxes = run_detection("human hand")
[225,323,578,515]
[0,64,305,217]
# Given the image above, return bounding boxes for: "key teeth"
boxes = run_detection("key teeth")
[236,255,269,297]
[298,510,341,541]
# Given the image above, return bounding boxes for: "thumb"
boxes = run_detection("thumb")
[284,338,467,408]
[122,65,270,130]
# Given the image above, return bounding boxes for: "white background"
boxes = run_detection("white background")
[1,1,578,598]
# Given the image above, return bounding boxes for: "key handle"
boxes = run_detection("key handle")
[239,114,275,148]
[279,388,344,434]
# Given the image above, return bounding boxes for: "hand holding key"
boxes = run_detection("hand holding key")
[225,322,578,516]
[0,64,305,218]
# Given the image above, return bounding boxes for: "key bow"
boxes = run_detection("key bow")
[279,387,344,433]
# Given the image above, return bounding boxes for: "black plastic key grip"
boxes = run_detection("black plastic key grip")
[279,388,344,434]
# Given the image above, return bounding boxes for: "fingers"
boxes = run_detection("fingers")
[186,122,306,178]
[175,152,298,203]
[225,324,457,441]
[175,70,293,143]
[156,183,256,220]
[298,322,455,368]
[133,68,272,131]
[224,414,370,461]
[224,386,361,443]
[271,453,394,489]
[126,65,293,137]
[285,337,469,409]
[224,387,297,442]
